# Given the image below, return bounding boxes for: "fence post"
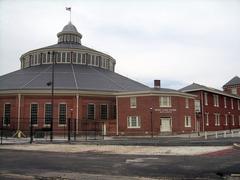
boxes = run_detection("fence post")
[215,131,218,139]
[68,118,71,142]
[204,131,207,140]
[74,119,76,141]
[224,131,226,138]
[30,118,33,144]
[231,131,234,137]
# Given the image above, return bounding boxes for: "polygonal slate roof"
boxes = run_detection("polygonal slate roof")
[0,64,150,92]
[223,76,240,87]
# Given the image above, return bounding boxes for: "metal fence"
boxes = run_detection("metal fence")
[0,117,105,144]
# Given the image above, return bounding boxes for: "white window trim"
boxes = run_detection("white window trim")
[160,96,172,107]
[214,113,220,126]
[238,100,240,110]
[204,92,208,106]
[225,114,228,126]
[184,116,191,127]
[3,103,11,126]
[130,97,137,108]
[127,116,141,128]
[44,103,52,127]
[232,115,235,126]
[213,95,219,107]
[30,103,38,127]
[185,98,189,109]
[205,113,209,126]
[58,103,67,126]
[224,97,227,108]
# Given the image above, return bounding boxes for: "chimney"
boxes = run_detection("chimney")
[154,80,161,89]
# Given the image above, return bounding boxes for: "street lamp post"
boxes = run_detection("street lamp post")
[150,107,153,138]
[49,51,55,142]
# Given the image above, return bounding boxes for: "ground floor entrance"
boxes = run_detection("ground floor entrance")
[160,117,172,132]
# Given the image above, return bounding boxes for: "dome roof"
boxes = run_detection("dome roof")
[62,22,79,33]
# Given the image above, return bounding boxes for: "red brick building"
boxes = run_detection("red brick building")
[223,76,240,96]
[0,21,239,137]
[181,83,240,132]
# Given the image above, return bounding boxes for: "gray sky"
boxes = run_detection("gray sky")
[0,0,239,90]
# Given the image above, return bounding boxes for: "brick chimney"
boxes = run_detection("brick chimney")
[154,80,161,89]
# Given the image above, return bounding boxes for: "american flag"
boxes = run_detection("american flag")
[66,7,71,11]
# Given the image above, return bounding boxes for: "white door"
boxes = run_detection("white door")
[160,118,172,132]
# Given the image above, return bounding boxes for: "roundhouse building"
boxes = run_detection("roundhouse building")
[0,21,198,136]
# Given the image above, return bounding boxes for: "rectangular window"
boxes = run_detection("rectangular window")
[195,100,201,112]
[47,53,51,63]
[3,104,11,125]
[213,95,219,107]
[62,52,66,62]
[231,99,234,109]
[214,113,220,126]
[224,97,227,108]
[82,54,86,64]
[204,92,208,105]
[59,104,67,125]
[42,53,46,63]
[72,52,76,63]
[232,115,235,126]
[205,113,209,126]
[225,114,228,126]
[77,53,81,64]
[185,98,189,108]
[87,104,95,120]
[231,88,237,95]
[127,116,140,128]
[100,104,108,120]
[45,104,52,125]
[67,52,71,62]
[130,97,137,108]
[184,116,191,127]
[160,96,171,107]
[238,100,240,110]
[30,104,38,125]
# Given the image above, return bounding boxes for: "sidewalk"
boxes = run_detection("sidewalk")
[0,143,233,156]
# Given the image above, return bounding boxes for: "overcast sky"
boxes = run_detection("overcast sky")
[0,0,239,90]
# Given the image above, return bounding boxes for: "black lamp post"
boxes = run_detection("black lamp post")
[150,107,153,138]
[47,51,55,142]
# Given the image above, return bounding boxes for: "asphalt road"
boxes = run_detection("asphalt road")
[0,149,239,179]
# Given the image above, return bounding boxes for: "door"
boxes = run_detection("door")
[160,118,172,132]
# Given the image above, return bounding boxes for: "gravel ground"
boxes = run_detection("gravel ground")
[0,144,232,155]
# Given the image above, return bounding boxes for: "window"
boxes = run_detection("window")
[238,100,240,110]
[87,104,95,120]
[62,52,66,62]
[3,104,11,125]
[232,115,235,126]
[42,53,46,63]
[205,113,209,126]
[160,96,171,107]
[231,99,234,109]
[224,97,227,108]
[204,92,208,105]
[195,100,201,112]
[213,95,219,107]
[77,53,81,64]
[130,97,137,108]
[127,116,140,128]
[214,113,220,126]
[100,104,108,120]
[45,104,52,125]
[225,114,228,126]
[72,52,76,63]
[82,54,86,64]
[231,88,237,95]
[185,98,189,108]
[47,53,51,63]
[184,116,191,127]
[67,52,71,62]
[59,104,67,125]
[30,104,38,125]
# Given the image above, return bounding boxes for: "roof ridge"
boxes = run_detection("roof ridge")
[20,65,52,89]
